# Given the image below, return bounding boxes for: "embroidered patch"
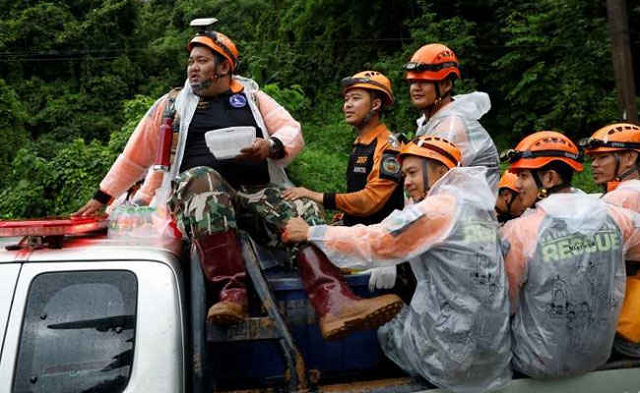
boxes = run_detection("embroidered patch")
[353,167,367,173]
[382,156,400,175]
[380,151,402,183]
[229,94,247,108]
[356,156,368,165]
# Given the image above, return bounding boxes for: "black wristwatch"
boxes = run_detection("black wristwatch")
[93,189,112,205]
[268,137,285,159]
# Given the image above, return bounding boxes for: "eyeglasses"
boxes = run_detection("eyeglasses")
[499,149,581,163]
[403,61,458,72]
[578,137,640,150]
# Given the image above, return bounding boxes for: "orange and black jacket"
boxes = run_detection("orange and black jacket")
[323,124,404,226]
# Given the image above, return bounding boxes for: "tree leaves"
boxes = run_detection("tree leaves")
[0,0,636,217]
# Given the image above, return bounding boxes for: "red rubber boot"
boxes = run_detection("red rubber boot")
[296,244,403,340]
[194,230,248,324]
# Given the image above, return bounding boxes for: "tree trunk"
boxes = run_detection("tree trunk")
[607,0,638,124]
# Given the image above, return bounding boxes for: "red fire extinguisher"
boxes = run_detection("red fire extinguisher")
[154,101,176,171]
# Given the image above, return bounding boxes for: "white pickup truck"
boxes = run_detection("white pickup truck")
[0,216,639,393]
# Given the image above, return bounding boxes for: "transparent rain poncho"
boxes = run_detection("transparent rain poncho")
[502,192,640,378]
[602,180,640,349]
[309,167,512,393]
[603,179,640,211]
[416,92,499,192]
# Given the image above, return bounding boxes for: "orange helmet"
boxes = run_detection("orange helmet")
[398,135,461,169]
[580,123,640,155]
[341,71,395,107]
[404,43,461,81]
[498,170,518,192]
[188,31,239,71]
[501,131,583,172]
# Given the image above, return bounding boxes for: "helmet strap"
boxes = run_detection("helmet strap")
[212,56,232,81]
[505,189,516,213]
[434,82,441,99]
[418,159,430,202]
[496,189,517,223]
[613,152,640,182]
[613,152,621,180]
[354,109,376,129]
[597,153,623,193]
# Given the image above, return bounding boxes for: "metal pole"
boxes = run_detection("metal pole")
[190,244,208,393]
[606,0,638,124]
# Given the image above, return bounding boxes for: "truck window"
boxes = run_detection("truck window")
[12,270,137,393]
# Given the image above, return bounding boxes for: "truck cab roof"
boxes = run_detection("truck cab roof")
[0,233,182,265]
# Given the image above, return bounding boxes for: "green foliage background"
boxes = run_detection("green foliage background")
[1,0,639,218]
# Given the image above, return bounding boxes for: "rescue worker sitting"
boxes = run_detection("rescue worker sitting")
[75,19,403,341]
[406,43,499,190]
[581,123,640,358]
[283,136,512,393]
[500,131,640,378]
[282,71,411,295]
[495,170,525,224]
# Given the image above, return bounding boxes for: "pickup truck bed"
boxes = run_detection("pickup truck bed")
[0,233,639,393]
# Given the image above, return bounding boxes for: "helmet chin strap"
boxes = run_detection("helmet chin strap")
[356,110,376,128]
[496,190,517,223]
[419,159,430,201]
[354,101,380,129]
[604,152,639,192]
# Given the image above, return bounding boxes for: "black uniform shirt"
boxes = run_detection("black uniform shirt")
[179,90,270,189]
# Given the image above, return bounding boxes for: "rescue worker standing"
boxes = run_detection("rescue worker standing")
[406,43,500,190]
[495,170,524,224]
[283,136,512,393]
[75,19,403,340]
[283,71,408,293]
[500,131,640,378]
[582,123,640,358]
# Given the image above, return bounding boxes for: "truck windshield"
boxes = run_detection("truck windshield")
[12,270,137,393]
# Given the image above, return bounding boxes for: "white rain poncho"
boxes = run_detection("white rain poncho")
[501,192,640,378]
[416,92,499,192]
[603,179,640,211]
[308,167,512,393]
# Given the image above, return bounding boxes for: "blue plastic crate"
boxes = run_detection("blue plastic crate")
[211,270,388,383]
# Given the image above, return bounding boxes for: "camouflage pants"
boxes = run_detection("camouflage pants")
[168,166,325,258]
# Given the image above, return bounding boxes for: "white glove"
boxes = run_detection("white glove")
[367,266,397,291]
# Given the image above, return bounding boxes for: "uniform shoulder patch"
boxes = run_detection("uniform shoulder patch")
[380,150,402,183]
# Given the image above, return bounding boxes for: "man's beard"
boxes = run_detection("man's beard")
[190,78,214,95]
